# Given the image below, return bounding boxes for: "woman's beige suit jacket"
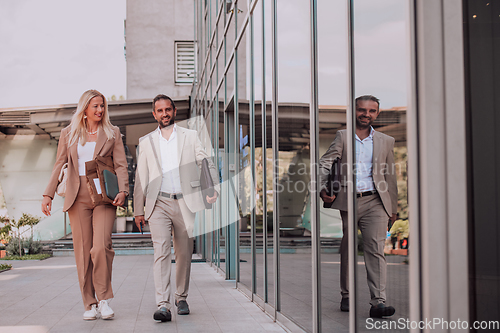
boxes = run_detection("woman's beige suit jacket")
[43,126,129,212]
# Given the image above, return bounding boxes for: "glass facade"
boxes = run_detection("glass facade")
[463,0,500,328]
[189,0,497,332]
[190,1,411,332]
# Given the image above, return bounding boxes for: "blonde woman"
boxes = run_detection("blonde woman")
[41,90,128,320]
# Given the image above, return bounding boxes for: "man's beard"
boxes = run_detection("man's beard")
[356,117,372,129]
[159,116,175,128]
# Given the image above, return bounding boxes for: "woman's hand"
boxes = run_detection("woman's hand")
[41,196,52,216]
[113,192,127,207]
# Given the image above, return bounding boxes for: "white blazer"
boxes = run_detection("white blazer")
[133,126,220,220]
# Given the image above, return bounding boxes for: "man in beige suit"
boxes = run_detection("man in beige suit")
[134,94,219,322]
[319,95,398,318]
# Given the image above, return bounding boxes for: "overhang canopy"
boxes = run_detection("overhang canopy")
[0,97,191,140]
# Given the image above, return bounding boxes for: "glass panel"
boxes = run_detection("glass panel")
[353,1,409,331]
[219,96,226,273]
[209,0,217,38]
[226,61,235,107]
[213,93,222,267]
[236,0,247,35]
[253,1,264,301]
[217,7,225,103]
[264,0,274,308]
[464,0,500,325]
[254,100,264,298]
[265,143,274,308]
[225,1,236,72]
[218,53,225,103]
[276,0,312,331]
[238,24,252,291]
[317,0,348,331]
[204,106,213,261]
[251,0,274,307]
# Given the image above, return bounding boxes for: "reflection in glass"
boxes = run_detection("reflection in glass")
[250,0,274,307]
[239,100,252,290]
[275,1,313,331]
[278,136,313,333]
[219,102,226,273]
[317,0,348,331]
[464,0,500,324]
[254,101,264,299]
[352,1,409,331]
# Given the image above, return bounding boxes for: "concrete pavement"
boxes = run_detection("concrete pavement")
[0,255,286,333]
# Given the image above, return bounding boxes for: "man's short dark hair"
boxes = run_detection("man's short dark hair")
[153,94,176,111]
[355,95,380,109]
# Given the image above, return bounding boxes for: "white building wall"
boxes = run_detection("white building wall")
[0,138,66,240]
[126,0,194,99]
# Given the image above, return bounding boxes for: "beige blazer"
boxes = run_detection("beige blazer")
[319,129,398,216]
[133,126,220,220]
[43,126,129,212]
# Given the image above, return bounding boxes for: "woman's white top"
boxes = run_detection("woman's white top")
[77,140,96,176]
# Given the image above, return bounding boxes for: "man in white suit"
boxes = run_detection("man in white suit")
[134,94,219,322]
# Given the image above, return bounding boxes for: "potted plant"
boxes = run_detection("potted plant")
[2,214,42,257]
[0,218,11,258]
[116,200,134,233]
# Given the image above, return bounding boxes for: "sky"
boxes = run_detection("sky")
[0,0,408,109]
[0,0,126,108]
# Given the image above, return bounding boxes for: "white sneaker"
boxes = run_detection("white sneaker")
[98,300,114,320]
[83,304,98,320]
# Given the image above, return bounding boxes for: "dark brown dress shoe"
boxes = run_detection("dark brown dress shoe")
[153,307,172,322]
[340,297,349,312]
[369,303,395,318]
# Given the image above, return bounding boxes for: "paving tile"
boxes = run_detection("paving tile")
[0,256,285,333]
[0,326,50,333]
[217,319,267,333]
[259,322,289,332]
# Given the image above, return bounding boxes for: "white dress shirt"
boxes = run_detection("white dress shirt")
[77,140,96,176]
[355,127,375,192]
[158,125,182,194]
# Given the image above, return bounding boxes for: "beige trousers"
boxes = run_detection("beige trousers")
[67,176,116,310]
[340,194,389,306]
[148,196,195,310]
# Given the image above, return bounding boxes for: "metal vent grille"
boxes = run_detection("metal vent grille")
[175,41,195,83]
[0,112,30,125]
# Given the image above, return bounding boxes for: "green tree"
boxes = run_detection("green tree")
[18,213,41,239]
[3,214,41,256]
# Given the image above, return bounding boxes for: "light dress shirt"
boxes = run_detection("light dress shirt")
[77,140,96,176]
[158,125,182,194]
[355,127,376,192]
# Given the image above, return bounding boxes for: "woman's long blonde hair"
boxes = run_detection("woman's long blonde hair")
[66,89,115,147]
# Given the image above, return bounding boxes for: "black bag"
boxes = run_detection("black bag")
[323,157,340,208]
[200,158,215,209]
[103,169,120,201]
